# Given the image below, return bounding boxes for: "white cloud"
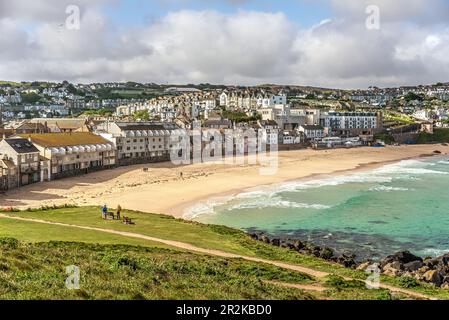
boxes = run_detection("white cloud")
[1,1,449,88]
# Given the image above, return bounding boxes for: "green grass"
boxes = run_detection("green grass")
[0,239,412,300]
[0,240,316,300]
[0,218,173,250]
[2,206,449,299]
[418,128,449,144]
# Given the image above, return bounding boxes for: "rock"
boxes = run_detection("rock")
[249,233,259,241]
[423,270,443,286]
[433,150,442,154]
[319,247,334,260]
[430,253,449,267]
[417,266,429,274]
[336,254,357,268]
[403,261,423,272]
[260,235,270,244]
[381,251,422,267]
[270,238,281,246]
[383,262,403,277]
[357,262,372,271]
[280,241,288,248]
[292,240,305,250]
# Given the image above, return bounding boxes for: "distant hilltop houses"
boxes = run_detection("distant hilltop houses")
[0,80,446,192]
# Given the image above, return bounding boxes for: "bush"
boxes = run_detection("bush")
[397,276,419,288]
[325,275,365,290]
[0,238,20,249]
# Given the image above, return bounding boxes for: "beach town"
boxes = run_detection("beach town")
[4,0,449,304]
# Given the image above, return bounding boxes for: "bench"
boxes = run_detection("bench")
[103,212,115,220]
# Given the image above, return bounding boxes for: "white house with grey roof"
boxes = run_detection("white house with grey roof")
[96,121,184,165]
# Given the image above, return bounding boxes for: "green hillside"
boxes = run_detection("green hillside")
[0,206,447,300]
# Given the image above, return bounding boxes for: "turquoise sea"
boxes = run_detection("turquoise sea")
[188,156,449,261]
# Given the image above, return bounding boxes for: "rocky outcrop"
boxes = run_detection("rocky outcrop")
[249,232,353,268]
[249,232,449,289]
[371,250,449,288]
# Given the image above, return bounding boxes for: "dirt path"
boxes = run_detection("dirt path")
[266,281,328,292]
[0,214,437,300]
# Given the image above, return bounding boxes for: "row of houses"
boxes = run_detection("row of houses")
[0,120,194,192]
[0,133,117,191]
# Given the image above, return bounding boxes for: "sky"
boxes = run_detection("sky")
[0,0,449,89]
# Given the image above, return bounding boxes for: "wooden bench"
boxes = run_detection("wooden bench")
[103,212,115,220]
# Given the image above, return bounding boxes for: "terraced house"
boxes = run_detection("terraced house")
[19,133,116,180]
[96,121,183,166]
[0,138,41,189]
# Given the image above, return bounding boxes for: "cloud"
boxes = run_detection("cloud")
[0,0,116,22]
[1,1,449,88]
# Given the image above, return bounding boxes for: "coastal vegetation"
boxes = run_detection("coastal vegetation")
[1,206,449,300]
[418,128,449,144]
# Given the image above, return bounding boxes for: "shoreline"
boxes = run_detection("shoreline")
[178,151,440,220]
[1,145,448,217]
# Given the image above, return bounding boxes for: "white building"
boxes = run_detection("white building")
[299,125,325,140]
[323,112,379,130]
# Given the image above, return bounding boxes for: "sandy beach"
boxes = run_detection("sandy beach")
[1,145,448,218]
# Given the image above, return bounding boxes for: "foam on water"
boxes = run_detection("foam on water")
[369,185,411,192]
[226,196,331,211]
[185,156,449,258]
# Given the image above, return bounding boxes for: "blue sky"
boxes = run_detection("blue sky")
[2,0,449,87]
[102,0,331,29]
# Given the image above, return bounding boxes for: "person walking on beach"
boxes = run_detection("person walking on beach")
[116,204,122,220]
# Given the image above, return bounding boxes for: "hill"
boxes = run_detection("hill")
[0,206,447,300]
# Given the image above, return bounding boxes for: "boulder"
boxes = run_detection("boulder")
[292,240,305,250]
[260,235,270,244]
[270,238,281,246]
[381,251,422,267]
[319,247,334,260]
[382,262,403,277]
[403,261,423,272]
[417,266,430,274]
[423,270,443,287]
[431,253,449,267]
[336,254,357,268]
[356,262,372,271]
[249,233,259,241]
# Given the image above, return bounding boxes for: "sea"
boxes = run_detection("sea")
[186,156,449,261]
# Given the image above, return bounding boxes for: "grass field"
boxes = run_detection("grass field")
[1,206,448,300]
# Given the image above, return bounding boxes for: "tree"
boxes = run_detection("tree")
[132,110,150,121]
[21,93,41,104]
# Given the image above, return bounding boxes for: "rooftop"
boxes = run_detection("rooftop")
[3,138,40,154]
[19,133,110,148]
